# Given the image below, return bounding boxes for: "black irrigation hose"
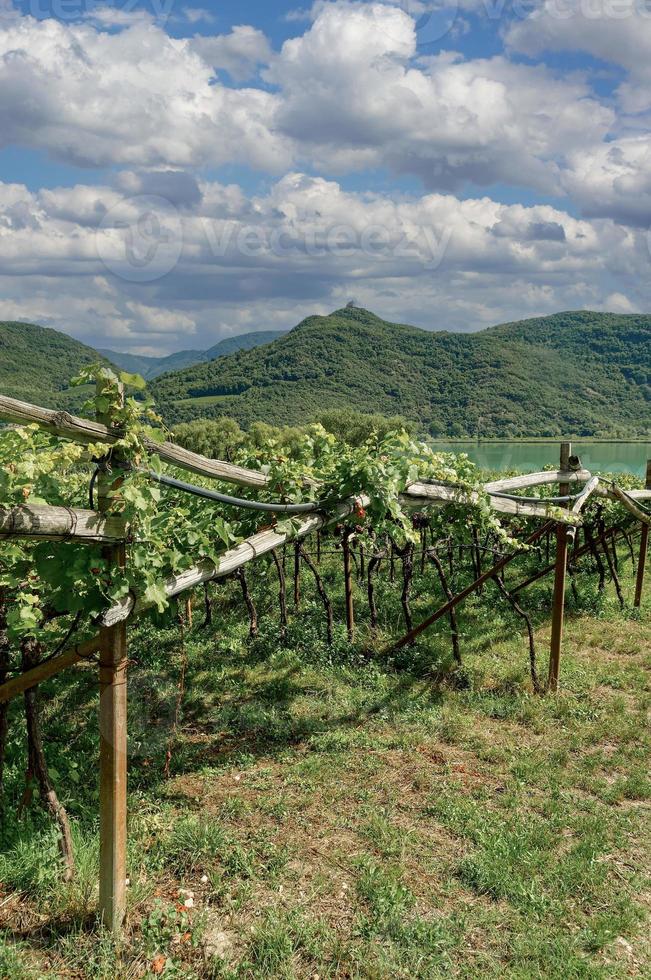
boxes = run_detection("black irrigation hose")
[147,470,333,515]
[88,468,99,510]
[145,470,645,518]
[488,490,577,504]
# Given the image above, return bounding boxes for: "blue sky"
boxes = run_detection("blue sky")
[0,0,649,353]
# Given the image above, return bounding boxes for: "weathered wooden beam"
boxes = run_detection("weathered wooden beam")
[635,525,650,607]
[153,440,268,489]
[609,484,651,527]
[595,486,651,503]
[98,603,127,934]
[0,637,101,703]
[99,495,371,628]
[570,475,600,514]
[0,394,268,490]
[0,505,126,543]
[609,488,650,500]
[405,482,581,523]
[484,469,591,493]
[567,476,600,543]
[342,530,355,642]
[0,395,113,444]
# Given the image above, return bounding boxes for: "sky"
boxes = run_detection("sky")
[0,0,650,354]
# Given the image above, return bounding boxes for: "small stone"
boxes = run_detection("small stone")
[204,927,236,961]
[200,874,209,884]
[184,897,194,908]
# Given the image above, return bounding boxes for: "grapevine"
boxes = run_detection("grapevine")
[0,367,513,655]
[0,365,647,907]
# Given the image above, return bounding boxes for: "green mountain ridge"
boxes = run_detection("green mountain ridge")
[150,307,651,438]
[0,321,115,410]
[99,330,287,380]
[0,321,287,409]
[1,310,649,438]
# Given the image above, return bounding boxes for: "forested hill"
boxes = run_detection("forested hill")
[151,308,651,438]
[0,321,114,408]
[0,322,286,408]
[99,329,286,380]
[2,310,649,437]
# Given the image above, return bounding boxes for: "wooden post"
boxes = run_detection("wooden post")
[633,460,651,608]
[548,442,571,692]
[184,595,193,627]
[342,530,355,642]
[97,380,128,934]
[293,541,301,611]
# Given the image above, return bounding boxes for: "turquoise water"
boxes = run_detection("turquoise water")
[430,441,651,478]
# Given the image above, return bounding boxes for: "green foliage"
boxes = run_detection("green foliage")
[317,407,415,446]
[0,320,115,410]
[141,899,198,958]
[150,307,651,438]
[4,308,650,438]
[173,418,245,461]
[172,408,415,460]
[0,322,285,410]
[0,365,504,660]
[0,365,236,650]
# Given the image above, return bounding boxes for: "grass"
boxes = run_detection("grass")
[0,535,649,978]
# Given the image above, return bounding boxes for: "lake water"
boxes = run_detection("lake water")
[429,441,651,478]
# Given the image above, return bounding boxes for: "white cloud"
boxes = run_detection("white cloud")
[182,8,216,26]
[189,25,273,81]
[599,291,640,313]
[265,2,612,191]
[0,2,649,349]
[0,173,648,351]
[116,170,203,208]
[0,5,615,194]
[562,136,651,226]
[124,302,197,334]
[0,15,290,170]
[86,8,154,28]
[506,0,651,110]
